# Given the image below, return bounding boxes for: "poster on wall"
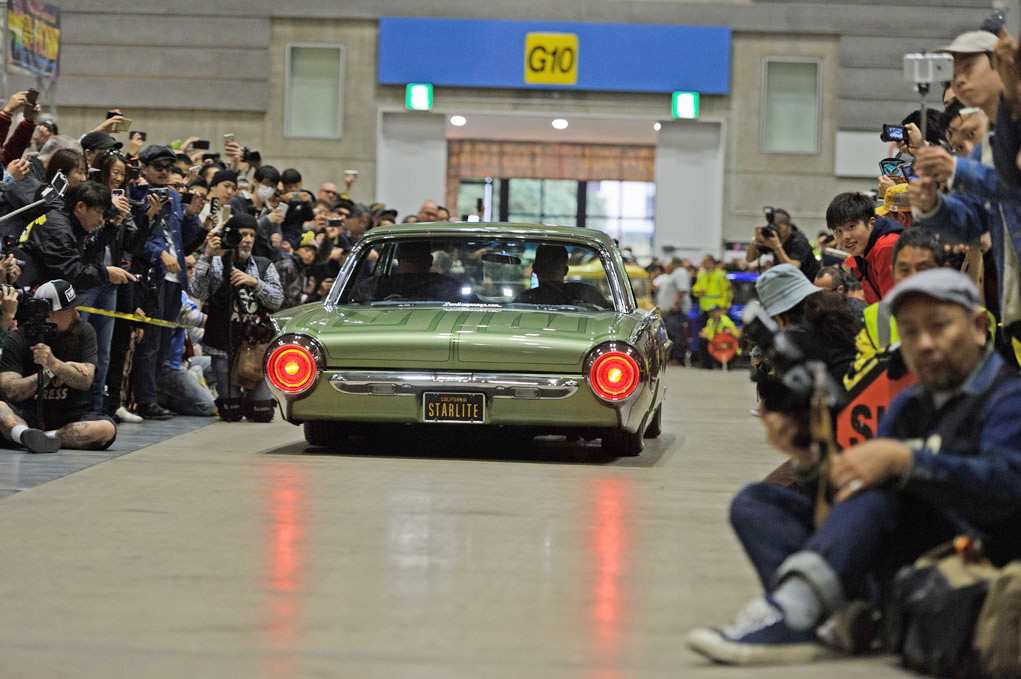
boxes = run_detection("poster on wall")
[7,0,60,79]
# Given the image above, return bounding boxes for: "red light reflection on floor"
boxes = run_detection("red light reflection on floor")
[588,476,632,672]
[263,463,307,678]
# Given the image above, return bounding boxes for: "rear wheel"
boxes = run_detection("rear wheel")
[601,427,644,457]
[303,420,344,448]
[644,405,663,439]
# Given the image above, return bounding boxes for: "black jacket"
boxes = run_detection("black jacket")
[18,206,108,292]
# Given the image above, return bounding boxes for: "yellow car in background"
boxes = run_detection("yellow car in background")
[567,259,654,310]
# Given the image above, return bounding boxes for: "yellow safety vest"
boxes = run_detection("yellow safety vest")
[693,268,731,312]
[845,302,998,391]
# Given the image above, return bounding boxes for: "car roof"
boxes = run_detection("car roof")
[366,221,620,249]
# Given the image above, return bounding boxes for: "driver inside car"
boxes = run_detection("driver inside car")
[374,241,464,302]
[516,245,610,308]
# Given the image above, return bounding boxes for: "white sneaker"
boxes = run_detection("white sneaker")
[116,406,143,423]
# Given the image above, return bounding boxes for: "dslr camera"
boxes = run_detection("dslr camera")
[12,288,55,346]
[761,206,778,241]
[741,300,841,415]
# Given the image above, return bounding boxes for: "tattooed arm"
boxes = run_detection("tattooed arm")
[0,370,36,401]
[31,344,94,392]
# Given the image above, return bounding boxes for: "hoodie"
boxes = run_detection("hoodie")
[843,216,903,305]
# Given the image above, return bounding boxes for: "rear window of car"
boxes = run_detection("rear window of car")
[336,236,617,311]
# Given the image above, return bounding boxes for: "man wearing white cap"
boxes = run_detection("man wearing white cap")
[688,269,1021,665]
[0,280,116,454]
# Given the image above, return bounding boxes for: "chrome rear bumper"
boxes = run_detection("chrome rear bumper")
[329,371,580,400]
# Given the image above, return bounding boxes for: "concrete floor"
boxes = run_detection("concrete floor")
[0,368,915,678]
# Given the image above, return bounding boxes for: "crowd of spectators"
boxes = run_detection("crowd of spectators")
[682,17,1021,671]
[0,96,460,451]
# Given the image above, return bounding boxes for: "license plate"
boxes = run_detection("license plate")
[422,392,485,424]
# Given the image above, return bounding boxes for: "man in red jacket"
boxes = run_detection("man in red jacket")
[826,192,903,304]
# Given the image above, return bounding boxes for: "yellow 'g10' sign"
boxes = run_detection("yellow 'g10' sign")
[524,33,578,85]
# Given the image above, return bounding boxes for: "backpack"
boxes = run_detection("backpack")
[974,561,1021,678]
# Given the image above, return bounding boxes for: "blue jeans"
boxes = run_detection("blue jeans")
[729,482,958,603]
[210,353,271,401]
[156,367,216,416]
[78,281,117,412]
[132,280,182,406]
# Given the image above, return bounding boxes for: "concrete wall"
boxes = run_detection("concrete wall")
[25,1,995,250]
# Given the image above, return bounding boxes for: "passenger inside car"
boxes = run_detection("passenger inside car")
[515,245,611,309]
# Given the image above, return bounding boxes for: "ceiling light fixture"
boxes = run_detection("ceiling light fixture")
[449,115,467,127]
[551,118,569,130]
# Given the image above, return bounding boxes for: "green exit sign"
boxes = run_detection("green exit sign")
[406,83,434,111]
[672,91,700,119]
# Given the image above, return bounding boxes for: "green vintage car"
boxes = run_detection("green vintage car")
[264,222,669,456]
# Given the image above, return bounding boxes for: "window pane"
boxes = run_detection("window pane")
[761,60,819,154]
[286,45,343,138]
[508,179,577,225]
[457,179,486,222]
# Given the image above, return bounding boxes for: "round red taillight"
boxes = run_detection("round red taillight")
[267,345,317,393]
[589,351,640,401]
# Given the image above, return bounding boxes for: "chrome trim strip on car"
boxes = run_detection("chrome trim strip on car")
[329,372,580,399]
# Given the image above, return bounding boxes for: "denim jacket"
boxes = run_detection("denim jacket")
[879,350,1021,563]
[131,189,200,292]
[915,134,1021,326]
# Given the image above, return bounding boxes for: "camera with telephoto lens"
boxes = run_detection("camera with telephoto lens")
[220,224,243,248]
[761,206,778,240]
[741,300,841,415]
[12,288,56,347]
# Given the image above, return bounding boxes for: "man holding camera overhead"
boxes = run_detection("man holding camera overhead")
[0,280,116,454]
[191,214,283,423]
[129,145,201,420]
[745,208,820,283]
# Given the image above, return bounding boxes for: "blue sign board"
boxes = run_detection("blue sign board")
[378,17,731,94]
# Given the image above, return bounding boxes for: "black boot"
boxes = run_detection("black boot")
[216,397,244,422]
[245,399,276,423]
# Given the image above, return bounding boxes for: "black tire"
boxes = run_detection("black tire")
[601,427,644,457]
[644,404,663,439]
[303,420,343,447]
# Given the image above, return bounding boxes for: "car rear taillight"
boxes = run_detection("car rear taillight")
[267,344,317,393]
[588,350,640,401]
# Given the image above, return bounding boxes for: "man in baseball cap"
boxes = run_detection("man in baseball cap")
[688,268,1021,665]
[0,280,116,454]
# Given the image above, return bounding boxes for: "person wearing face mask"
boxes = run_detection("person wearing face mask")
[191,214,283,422]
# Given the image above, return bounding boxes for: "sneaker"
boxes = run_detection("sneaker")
[687,596,825,665]
[21,428,60,454]
[115,406,143,424]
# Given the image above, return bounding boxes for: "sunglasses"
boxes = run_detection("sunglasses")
[151,162,175,172]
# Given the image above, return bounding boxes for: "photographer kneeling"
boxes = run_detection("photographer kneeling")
[191,215,283,422]
[0,280,115,454]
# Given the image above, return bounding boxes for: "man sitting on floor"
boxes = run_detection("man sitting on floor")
[687,268,1021,665]
[0,280,116,454]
